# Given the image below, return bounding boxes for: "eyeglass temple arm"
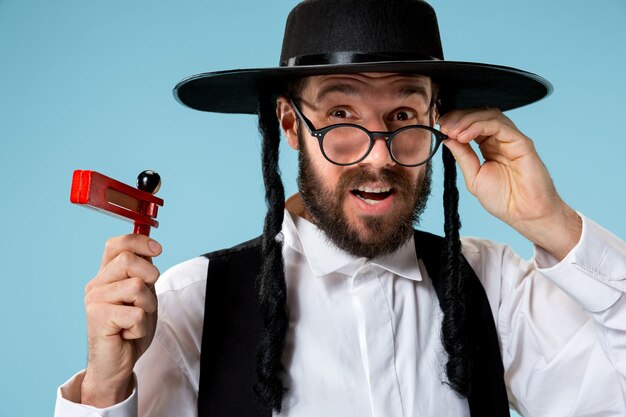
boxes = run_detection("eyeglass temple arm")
[289,97,319,135]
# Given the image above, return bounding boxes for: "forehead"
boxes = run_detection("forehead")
[298,72,433,102]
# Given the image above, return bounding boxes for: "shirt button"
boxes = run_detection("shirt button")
[352,264,374,288]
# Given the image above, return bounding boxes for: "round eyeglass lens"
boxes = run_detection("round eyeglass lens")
[322,126,372,164]
[390,127,436,165]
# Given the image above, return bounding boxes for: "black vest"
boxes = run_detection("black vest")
[198,231,510,416]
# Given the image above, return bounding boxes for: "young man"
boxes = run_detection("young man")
[55,1,626,416]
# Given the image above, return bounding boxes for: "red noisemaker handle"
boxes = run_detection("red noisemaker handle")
[70,170,164,236]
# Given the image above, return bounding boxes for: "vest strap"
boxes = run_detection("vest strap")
[197,236,269,417]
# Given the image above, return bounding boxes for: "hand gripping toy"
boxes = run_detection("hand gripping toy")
[70,170,164,236]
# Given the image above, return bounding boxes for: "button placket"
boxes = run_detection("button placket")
[350,265,405,417]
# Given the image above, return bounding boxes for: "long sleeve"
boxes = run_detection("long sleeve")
[54,372,138,417]
[54,257,208,417]
[134,257,207,417]
[463,214,626,416]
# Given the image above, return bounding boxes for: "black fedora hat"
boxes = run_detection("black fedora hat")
[174,0,552,114]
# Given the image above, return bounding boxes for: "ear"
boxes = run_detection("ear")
[431,106,440,127]
[276,96,299,150]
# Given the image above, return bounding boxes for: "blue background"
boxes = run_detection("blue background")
[0,1,624,416]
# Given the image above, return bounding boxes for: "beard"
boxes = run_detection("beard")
[297,134,432,259]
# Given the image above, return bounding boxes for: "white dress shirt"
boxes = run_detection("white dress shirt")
[55,202,626,416]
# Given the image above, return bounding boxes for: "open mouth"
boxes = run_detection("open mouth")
[351,186,394,205]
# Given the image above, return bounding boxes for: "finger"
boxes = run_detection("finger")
[440,107,512,127]
[443,139,481,190]
[85,277,158,314]
[87,303,148,340]
[90,251,160,288]
[101,235,162,269]
[439,108,514,140]
[438,108,475,128]
[454,119,522,145]
[438,108,492,132]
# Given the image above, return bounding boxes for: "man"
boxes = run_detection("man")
[55,1,626,416]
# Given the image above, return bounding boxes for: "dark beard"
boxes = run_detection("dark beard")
[297,136,432,259]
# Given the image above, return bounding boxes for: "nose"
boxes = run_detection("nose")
[358,120,395,169]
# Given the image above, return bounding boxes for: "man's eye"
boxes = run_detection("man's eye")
[330,109,349,119]
[393,110,415,121]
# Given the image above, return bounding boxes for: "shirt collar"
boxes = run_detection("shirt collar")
[283,194,423,282]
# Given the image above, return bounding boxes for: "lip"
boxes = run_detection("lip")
[348,189,397,216]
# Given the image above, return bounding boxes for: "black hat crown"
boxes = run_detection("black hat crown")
[280,0,444,67]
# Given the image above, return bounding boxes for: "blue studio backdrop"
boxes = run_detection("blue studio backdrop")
[0,1,624,416]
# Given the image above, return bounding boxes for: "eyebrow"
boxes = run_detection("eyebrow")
[315,83,361,102]
[397,85,430,103]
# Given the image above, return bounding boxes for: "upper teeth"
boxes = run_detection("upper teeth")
[357,186,391,193]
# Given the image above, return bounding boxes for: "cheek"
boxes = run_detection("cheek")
[400,161,425,178]
[316,162,344,190]
[407,166,423,184]
[302,137,344,188]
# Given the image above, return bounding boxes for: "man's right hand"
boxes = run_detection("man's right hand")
[80,234,162,408]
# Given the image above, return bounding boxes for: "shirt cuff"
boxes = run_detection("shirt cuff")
[54,370,138,417]
[534,214,626,313]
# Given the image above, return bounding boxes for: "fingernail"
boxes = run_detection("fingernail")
[148,239,161,254]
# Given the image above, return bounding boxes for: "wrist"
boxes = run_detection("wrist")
[80,371,134,408]
[521,204,582,261]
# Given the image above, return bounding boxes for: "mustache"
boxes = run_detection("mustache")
[336,166,414,195]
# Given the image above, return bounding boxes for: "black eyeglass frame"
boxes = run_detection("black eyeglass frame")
[289,97,448,167]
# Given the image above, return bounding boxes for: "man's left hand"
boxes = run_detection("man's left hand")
[439,108,582,260]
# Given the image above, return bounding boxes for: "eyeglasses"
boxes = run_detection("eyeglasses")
[290,98,447,167]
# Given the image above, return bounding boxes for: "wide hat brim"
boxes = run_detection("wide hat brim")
[173,60,552,114]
